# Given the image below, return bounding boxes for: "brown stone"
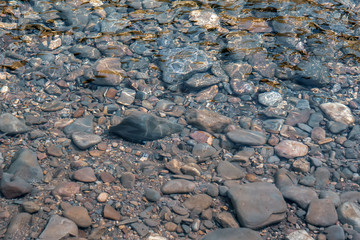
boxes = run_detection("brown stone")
[46,144,63,157]
[73,167,97,183]
[52,182,80,198]
[63,206,92,228]
[275,140,308,159]
[100,172,115,183]
[73,107,85,118]
[103,205,121,221]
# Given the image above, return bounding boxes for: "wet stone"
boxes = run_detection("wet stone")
[185,109,232,133]
[285,110,311,126]
[192,143,217,160]
[41,99,66,112]
[328,121,347,134]
[116,88,136,106]
[258,91,282,107]
[46,144,63,157]
[275,140,308,159]
[226,129,266,146]
[161,179,196,194]
[185,73,221,89]
[184,194,212,211]
[93,58,125,86]
[164,222,177,232]
[224,61,252,80]
[144,188,161,202]
[52,182,80,198]
[296,59,331,87]
[63,116,94,135]
[286,230,314,240]
[319,191,340,207]
[69,45,101,60]
[72,132,102,150]
[189,10,220,30]
[121,172,135,188]
[131,222,149,237]
[314,167,331,188]
[217,161,245,180]
[22,201,40,213]
[73,167,97,183]
[100,172,115,183]
[311,127,326,143]
[263,119,284,134]
[0,113,30,134]
[5,212,32,240]
[325,225,345,240]
[1,173,32,198]
[320,102,355,125]
[306,199,338,227]
[38,215,78,240]
[63,206,92,228]
[201,228,263,240]
[215,211,239,228]
[103,204,121,221]
[337,202,360,232]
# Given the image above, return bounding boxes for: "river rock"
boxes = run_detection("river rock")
[217,161,246,180]
[185,73,221,89]
[5,212,32,240]
[320,102,355,125]
[93,58,125,86]
[215,212,240,228]
[103,204,122,221]
[72,132,101,150]
[110,111,183,142]
[286,230,314,240]
[38,215,78,240]
[185,109,232,133]
[324,225,345,240]
[161,179,196,194]
[52,182,80,198]
[337,201,360,232]
[258,91,283,106]
[227,182,287,229]
[0,113,30,134]
[73,167,97,183]
[69,45,101,60]
[63,206,92,228]
[189,10,220,30]
[63,116,94,135]
[1,173,32,198]
[305,199,338,227]
[226,129,266,146]
[275,140,308,159]
[201,228,263,240]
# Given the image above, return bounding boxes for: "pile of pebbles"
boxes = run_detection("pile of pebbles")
[0,0,360,239]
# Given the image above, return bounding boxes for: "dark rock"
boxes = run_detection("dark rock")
[285,110,311,126]
[217,161,245,180]
[1,173,32,198]
[328,121,348,134]
[121,172,135,188]
[0,113,30,134]
[144,188,161,202]
[325,225,345,240]
[38,215,78,240]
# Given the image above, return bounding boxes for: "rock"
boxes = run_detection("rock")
[217,161,245,180]
[164,222,177,232]
[320,102,355,125]
[41,99,66,112]
[63,206,92,228]
[131,222,149,237]
[72,132,101,150]
[110,111,183,142]
[69,45,101,59]
[160,47,212,84]
[5,212,31,240]
[73,167,97,183]
[263,119,284,134]
[201,228,263,240]
[275,140,308,159]
[38,215,78,240]
[46,144,63,157]
[97,192,109,203]
[161,179,196,194]
[116,88,136,106]
[0,113,30,134]
[224,61,252,80]
[185,73,221,89]
[144,188,161,202]
[258,91,282,106]
[52,182,80,198]
[328,121,347,134]
[103,204,121,221]
[22,201,40,213]
[1,173,32,198]
[215,212,240,228]
[286,230,314,240]
[185,109,232,133]
[93,58,125,86]
[184,194,212,211]
[337,202,360,232]
[285,110,311,126]
[314,167,331,188]
[227,182,287,229]
[63,116,94,135]
[6,149,43,183]
[121,172,135,188]
[296,59,330,87]
[319,191,341,207]
[340,191,360,203]
[189,10,220,29]
[226,129,267,146]
[292,159,310,173]
[305,199,338,227]
[192,143,217,160]
[325,225,345,240]
[311,127,326,142]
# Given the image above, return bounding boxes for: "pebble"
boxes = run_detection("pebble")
[189,10,220,30]
[226,129,267,146]
[97,192,109,202]
[320,102,355,125]
[131,222,149,237]
[63,206,92,228]
[217,161,245,180]
[22,201,40,213]
[63,116,94,135]
[72,132,102,150]
[275,140,308,159]
[185,109,232,133]
[201,228,263,240]
[324,225,345,240]
[215,211,239,228]
[258,91,283,106]
[93,58,125,86]
[161,179,196,194]
[103,204,122,221]
[164,222,177,232]
[286,230,314,240]
[192,143,217,160]
[121,172,136,188]
[305,199,338,227]
[5,212,32,240]
[0,113,30,134]
[184,194,212,211]
[38,215,78,240]
[73,167,97,183]
[52,182,80,198]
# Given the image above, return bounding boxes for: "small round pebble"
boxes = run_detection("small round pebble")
[144,188,161,202]
[97,192,109,203]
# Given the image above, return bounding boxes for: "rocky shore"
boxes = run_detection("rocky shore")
[1,0,360,239]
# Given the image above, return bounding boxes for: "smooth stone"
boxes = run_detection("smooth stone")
[311,127,326,142]
[110,111,183,142]
[189,10,220,29]
[226,129,266,146]
[38,215,78,240]
[305,199,338,227]
[1,173,32,198]
[296,59,330,87]
[73,167,97,183]
[192,143,217,159]
[22,201,40,213]
[263,119,284,134]
[161,179,196,194]
[217,161,245,180]
[258,91,282,106]
[5,212,32,240]
[275,140,308,159]
[164,222,177,232]
[184,194,212,211]
[325,225,345,240]
[103,204,121,221]
[63,206,92,228]
[40,99,66,112]
[185,109,232,133]
[292,159,310,173]
[46,144,63,157]
[285,110,311,126]
[314,167,331,188]
[52,182,80,198]
[7,149,43,183]
[319,191,341,207]
[131,222,149,237]
[320,102,355,125]
[72,132,101,150]
[97,192,109,203]
[337,201,360,232]
[144,188,161,202]
[63,116,94,135]
[340,191,360,203]
[328,121,348,134]
[93,58,125,86]
[227,182,287,229]
[224,61,252,80]
[206,184,219,198]
[0,113,30,134]
[120,172,135,188]
[201,227,263,240]
[286,230,314,240]
[308,112,323,128]
[215,211,239,228]
[185,73,221,89]
[69,45,101,60]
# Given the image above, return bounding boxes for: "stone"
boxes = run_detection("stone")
[97,192,109,203]
[286,230,314,240]
[184,194,212,211]
[121,172,135,188]
[41,99,66,112]
[189,10,220,29]
[337,202,360,232]
[201,228,263,240]
[73,167,97,183]
[164,222,177,232]
[185,73,221,89]
[275,140,308,159]
[340,191,360,203]
[6,149,43,183]
[224,61,252,80]
[192,143,217,159]
[314,167,331,188]
[131,222,149,237]
[217,161,245,180]
[328,121,347,134]
[69,45,101,60]
[319,191,341,207]
[144,188,161,202]
[292,159,310,173]
[296,59,330,87]
[285,110,311,126]
[305,199,338,227]
[110,111,183,142]
[46,144,63,157]
[227,182,287,229]
[72,132,102,150]
[185,109,232,133]
[38,215,78,240]
[103,204,121,221]
[320,102,355,125]
[311,127,326,142]
[0,113,30,134]
[1,173,32,198]
[22,201,40,213]
[161,179,196,194]
[215,212,240,228]
[100,172,115,183]
[263,119,284,134]
[226,129,266,146]
[63,206,92,228]
[116,88,136,106]
[93,58,125,86]
[5,212,32,240]
[258,91,282,106]
[52,182,80,198]
[325,225,345,240]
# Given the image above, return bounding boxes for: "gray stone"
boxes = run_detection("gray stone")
[192,143,217,159]
[131,222,149,237]
[93,58,125,86]
[328,121,348,134]
[5,213,32,240]
[189,10,220,29]
[337,202,360,232]
[144,188,161,202]
[116,88,136,106]
[184,194,212,211]
[161,179,195,194]
[319,191,341,207]
[63,116,94,135]
[258,91,283,106]
[224,61,252,80]
[110,111,183,142]
[185,73,221,89]
[227,182,287,229]
[1,173,32,198]
[63,206,92,228]
[100,12,130,33]
[0,113,30,134]
[185,109,232,133]
[305,199,338,227]
[226,129,266,146]
[41,100,66,112]
[121,172,135,188]
[69,45,101,60]
[325,225,345,240]
[39,215,78,240]
[263,119,284,134]
[201,228,263,240]
[296,59,330,87]
[314,167,331,188]
[215,212,239,228]
[72,132,101,150]
[217,161,245,180]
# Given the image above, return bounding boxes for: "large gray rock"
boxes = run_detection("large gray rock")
[337,202,360,232]
[227,182,287,229]
[63,116,94,135]
[296,59,331,87]
[185,109,232,133]
[226,129,267,146]
[38,215,78,240]
[110,112,182,142]
[217,161,246,180]
[0,113,30,134]
[5,213,32,240]
[201,228,263,240]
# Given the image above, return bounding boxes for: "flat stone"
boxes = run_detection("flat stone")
[189,10,220,29]
[22,201,40,213]
[217,161,245,180]
[7,149,43,183]
[185,109,232,133]
[275,140,308,159]
[46,144,63,157]
[337,201,360,232]
[1,173,32,198]
[325,225,345,240]
[69,45,101,60]
[184,194,212,211]
[263,119,284,134]
[215,212,240,228]
[311,127,326,142]
[131,222,149,237]
[320,102,355,125]
[285,110,311,126]
[258,91,282,106]
[5,212,32,240]
[63,116,94,135]
[314,167,331,188]
[63,206,92,228]
[93,58,125,86]
[185,73,221,89]
[0,113,30,134]
[41,99,66,112]
[72,132,101,150]
[116,88,136,106]
[227,182,287,229]
[224,61,252,80]
[110,111,183,142]
[121,172,135,188]
[103,204,121,221]
[226,129,266,146]
[192,143,217,159]
[161,179,196,194]
[306,199,338,227]
[201,227,263,240]
[52,182,80,198]
[73,167,97,183]
[38,215,78,240]
[100,172,115,183]
[286,230,314,240]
